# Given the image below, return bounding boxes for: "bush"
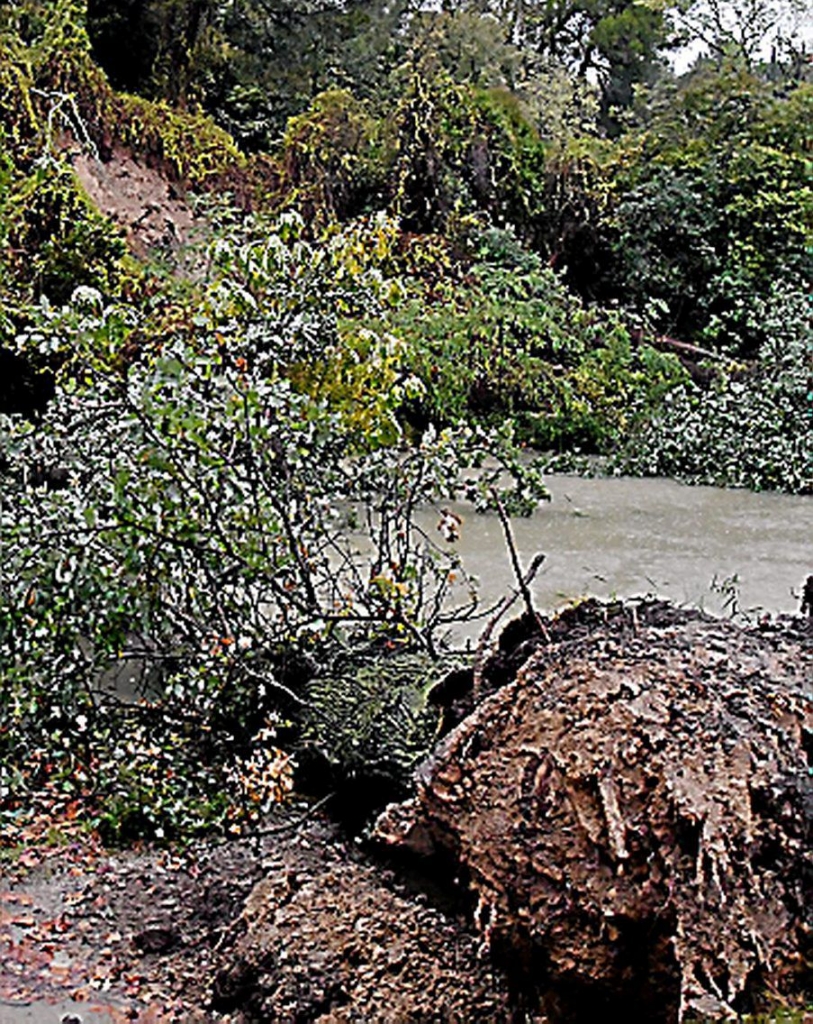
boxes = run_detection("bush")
[5,163,128,303]
[275,89,391,224]
[389,227,687,453]
[613,284,811,492]
[0,216,549,841]
[600,72,813,356]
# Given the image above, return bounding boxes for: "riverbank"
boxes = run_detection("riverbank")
[0,804,516,1023]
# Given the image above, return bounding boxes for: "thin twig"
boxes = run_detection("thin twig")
[490,486,539,621]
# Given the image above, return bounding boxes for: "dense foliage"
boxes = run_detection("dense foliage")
[0,0,810,843]
[613,284,812,492]
[600,70,813,353]
[0,215,547,839]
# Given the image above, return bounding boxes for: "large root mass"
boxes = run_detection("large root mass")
[376,603,813,1022]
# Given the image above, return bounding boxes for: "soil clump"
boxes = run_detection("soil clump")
[1,809,515,1022]
[2,601,811,1022]
[376,601,813,1022]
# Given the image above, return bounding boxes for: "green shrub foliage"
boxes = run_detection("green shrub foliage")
[0,216,548,840]
[600,73,813,356]
[613,285,812,492]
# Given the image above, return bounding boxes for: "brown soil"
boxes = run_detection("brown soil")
[1,807,515,1023]
[66,141,203,265]
[1,815,263,1022]
[377,601,813,1023]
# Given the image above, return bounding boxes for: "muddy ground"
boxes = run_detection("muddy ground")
[1,810,265,1023]
[0,804,517,1024]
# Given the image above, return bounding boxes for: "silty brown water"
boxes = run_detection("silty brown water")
[425,474,812,636]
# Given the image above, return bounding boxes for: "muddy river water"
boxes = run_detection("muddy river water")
[423,474,812,637]
[98,473,811,696]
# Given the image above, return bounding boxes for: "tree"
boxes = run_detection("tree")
[446,0,675,119]
[84,0,222,104]
[0,212,548,839]
[672,0,810,69]
[598,69,813,353]
[211,0,414,145]
[84,0,416,148]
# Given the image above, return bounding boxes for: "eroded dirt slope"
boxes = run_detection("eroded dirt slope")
[64,140,203,264]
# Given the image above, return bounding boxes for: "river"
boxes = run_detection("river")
[100,473,811,693]
[426,474,812,638]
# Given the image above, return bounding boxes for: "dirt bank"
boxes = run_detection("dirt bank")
[1,807,515,1023]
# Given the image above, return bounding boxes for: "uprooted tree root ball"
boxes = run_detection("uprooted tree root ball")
[375,601,813,1022]
[2,602,810,1022]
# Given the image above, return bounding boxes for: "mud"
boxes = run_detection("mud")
[1,810,515,1023]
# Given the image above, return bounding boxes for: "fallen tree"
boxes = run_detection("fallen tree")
[375,601,813,1022]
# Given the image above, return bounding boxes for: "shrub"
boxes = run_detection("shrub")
[600,73,813,356]
[0,216,548,840]
[389,227,687,453]
[613,284,811,492]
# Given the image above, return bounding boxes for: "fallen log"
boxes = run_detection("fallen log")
[631,329,726,364]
